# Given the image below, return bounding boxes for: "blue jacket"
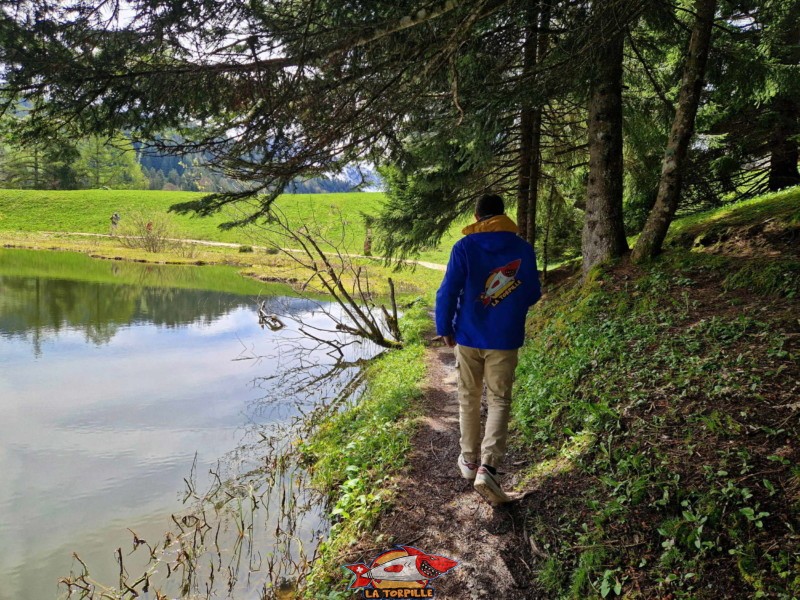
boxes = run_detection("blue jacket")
[435,215,541,350]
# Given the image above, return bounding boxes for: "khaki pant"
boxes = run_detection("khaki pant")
[455,344,519,469]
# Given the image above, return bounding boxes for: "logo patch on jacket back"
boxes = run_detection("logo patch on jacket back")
[479,258,522,307]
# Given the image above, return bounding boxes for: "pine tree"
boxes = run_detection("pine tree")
[702,0,800,196]
[632,0,717,263]
[74,135,147,189]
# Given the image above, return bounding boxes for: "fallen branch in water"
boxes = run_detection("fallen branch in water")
[257,300,286,330]
[242,205,404,350]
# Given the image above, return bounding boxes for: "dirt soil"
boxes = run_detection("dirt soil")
[371,345,539,600]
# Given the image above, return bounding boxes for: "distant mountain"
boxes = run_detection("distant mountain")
[286,166,383,194]
[340,165,383,191]
[138,145,383,194]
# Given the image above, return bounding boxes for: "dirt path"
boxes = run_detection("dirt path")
[373,345,538,600]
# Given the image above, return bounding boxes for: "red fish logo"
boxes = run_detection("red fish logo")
[479,258,523,307]
[344,545,458,597]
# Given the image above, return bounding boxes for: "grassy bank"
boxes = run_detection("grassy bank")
[0,229,443,298]
[0,188,458,297]
[0,246,295,296]
[510,188,799,598]
[299,302,431,598]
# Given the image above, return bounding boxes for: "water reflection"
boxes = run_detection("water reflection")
[0,278,308,355]
[0,249,371,599]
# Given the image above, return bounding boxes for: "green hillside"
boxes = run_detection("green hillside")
[0,189,465,263]
[0,189,379,243]
[511,188,800,598]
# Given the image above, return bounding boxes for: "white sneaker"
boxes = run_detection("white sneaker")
[474,465,511,504]
[458,455,479,480]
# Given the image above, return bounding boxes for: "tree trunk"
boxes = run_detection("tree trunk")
[767,97,800,191]
[768,9,800,191]
[33,148,39,188]
[517,1,540,241]
[631,0,716,263]
[526,0,552,248]
[542,186,556,281]
[517,0,553,246]
[527,0,553,246]
[518,107,534,240]
[526,107,541,245]
[582,16,628,273]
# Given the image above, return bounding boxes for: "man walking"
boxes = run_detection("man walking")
[436,194,541,503]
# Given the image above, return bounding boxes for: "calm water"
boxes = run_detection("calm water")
[0,249,365,599]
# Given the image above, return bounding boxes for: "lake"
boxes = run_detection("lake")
[0,249,369,599]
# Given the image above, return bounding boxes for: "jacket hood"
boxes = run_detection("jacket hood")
[461,214,519,236]
[461,215,520,252]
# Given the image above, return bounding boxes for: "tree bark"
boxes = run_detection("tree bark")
[542,186,556,280]
[767,8,800,191]
[526,0,552,248]
[631,0,716,263]
[767,97,800,191]
[517,1,540,241]
[518,107,534,241]
[517,0,552,246]
[582,14,628,274]
[526,107,541,245]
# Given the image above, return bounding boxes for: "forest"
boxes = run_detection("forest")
[1,0,798,267]
[0,126,371,193]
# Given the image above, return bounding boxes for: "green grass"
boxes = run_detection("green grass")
[0,189,463,263]
[514,286,800,600]
[723,258,800,298]
[0,247,292,296]
[300,302,430,598]
[621,186,800,252]
[512,188,800,598]
[0,189,377,241]
[513,258,798,597]
[666,186,800,246]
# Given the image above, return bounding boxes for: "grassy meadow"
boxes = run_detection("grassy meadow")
[0,189,467,264]
[0,189,457,297]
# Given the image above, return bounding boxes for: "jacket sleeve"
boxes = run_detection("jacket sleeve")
[435,241,468,336]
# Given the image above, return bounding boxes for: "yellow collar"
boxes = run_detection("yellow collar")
[461,214,519,236]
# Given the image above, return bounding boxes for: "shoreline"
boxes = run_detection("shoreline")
[0,230,441,298]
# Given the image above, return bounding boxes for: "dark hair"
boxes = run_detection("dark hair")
[475,194,505,219]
